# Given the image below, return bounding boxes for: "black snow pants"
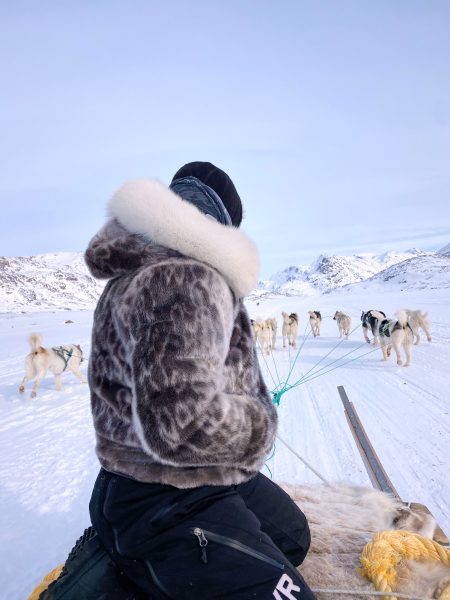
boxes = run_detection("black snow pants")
[89,469,316,600]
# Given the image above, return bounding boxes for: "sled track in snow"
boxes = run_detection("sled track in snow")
[394,375,447,404]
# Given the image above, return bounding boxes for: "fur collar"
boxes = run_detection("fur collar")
[108,179,259,297]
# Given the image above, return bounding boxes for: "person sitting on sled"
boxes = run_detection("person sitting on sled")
[47,162,316,599]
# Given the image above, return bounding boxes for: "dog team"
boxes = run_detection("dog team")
[251,310,323,354]
[18,308,431,397]
[251,308,431,367]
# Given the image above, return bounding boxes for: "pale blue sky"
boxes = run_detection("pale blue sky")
[1,1,449,277]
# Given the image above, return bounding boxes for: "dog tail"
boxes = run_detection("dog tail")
[371,310,385,321]
[28,332,43,352]
[395,310,408,328]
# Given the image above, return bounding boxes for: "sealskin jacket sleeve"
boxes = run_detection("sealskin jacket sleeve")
[129,261,277,472]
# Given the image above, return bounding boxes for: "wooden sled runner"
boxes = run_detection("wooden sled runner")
[338,385,449,547]
[334,385,450,599]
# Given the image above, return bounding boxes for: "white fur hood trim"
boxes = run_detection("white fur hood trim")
[108,179,259,297]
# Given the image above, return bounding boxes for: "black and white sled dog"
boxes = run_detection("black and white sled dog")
[308,311,321,337]
[403,309,432,345]
[19,333,86,398]
[371,310,414,367]
[361,309,386,346]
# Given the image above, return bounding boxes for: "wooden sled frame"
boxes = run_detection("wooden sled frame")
[338,385,449,546]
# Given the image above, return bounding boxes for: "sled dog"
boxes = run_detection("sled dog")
[266,317,277,349]
[308,311,322,337]
[250,319,256,340]
[19,333,86,398]
[372,310,414,367]
[403,309,432,345]
[253,319,273,355]
[361,309,386,346]
[333,311,351,338]
[282,312,298,348]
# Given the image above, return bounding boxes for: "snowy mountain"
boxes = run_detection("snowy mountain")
[438,242,450,256]
[0,252,104,313]
[338,253,450,293]
[2,245,448,313]
[254,249,427,298]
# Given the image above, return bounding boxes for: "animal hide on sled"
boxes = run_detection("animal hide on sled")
[281,483,450,600]
[28,483,450,600]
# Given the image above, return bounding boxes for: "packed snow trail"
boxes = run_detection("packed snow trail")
[252,289,450,529]
[0,288,449,599]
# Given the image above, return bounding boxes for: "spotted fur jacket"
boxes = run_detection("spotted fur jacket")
[84,180,278,488]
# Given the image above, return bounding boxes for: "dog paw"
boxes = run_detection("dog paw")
[31,391,36,398]
[19,385,25,393]
[404,363,410,367]
[397,360,403,366]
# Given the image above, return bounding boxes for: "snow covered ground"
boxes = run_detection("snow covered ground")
[1,288,449,599]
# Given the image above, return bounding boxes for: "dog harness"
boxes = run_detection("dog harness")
[379,320,414,338]
[52,347,74,371]
[379,320,391,337]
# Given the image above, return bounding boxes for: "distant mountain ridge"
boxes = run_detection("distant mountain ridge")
[0,252,104,313]
[438,242,450,256]
[339,253,450,293]
[1,245,449,313]
[253,249,428,298]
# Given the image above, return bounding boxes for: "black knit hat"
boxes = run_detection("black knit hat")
[171,161,243,227]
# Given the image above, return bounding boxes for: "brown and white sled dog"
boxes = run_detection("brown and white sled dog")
[404,309,432,345]
[266,317,277,350]
[19,333,86,398]
[333,311,351,338]
[253,319,273,355]
[308,311,321,337]
[372,310,414,367]
[282,312,298,348]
